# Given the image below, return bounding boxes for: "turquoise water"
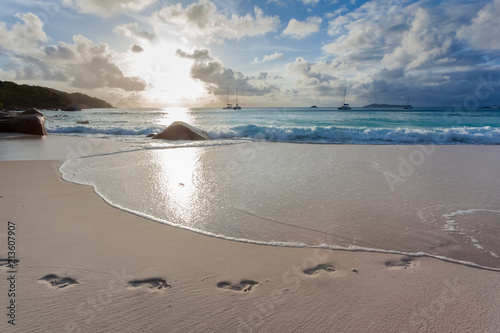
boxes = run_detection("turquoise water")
[43,107,500,145]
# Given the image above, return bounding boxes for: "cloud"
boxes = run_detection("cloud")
[14,54,70,82]
[114,23,155,41]
[285,54,500,107]
[457,0,500,50]
[322,1,463,72]
[286,57,337,94]
[62,0,157,17]
[176,48,211,61]
[381,8,453,70]
[0,13,48,54]
[282,16,322,39]
[298,1,488,104]
[176,48,279,96]
[8,31,147,91]
[153,0,280,43]
[326,5,348,19]
[69,56,146,91]
[301,0,319,5]
[45,35,147,90]
[131,44,144,53]
[252,51,285,64]
[0,67,15,81]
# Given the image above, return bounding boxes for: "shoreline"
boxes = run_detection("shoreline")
[1,159,499,332]
[59,139,500,270]
[0,161,500,332]
[0,141,500,332]
[3,134,500,270]
[1,133,499,331]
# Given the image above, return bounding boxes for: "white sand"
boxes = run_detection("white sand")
[0,135,132,161]
[1,135,499,332]
[1,158,499,332]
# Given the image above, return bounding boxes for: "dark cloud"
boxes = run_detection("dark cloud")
[44,44,76,60]
[14,54,69,82]
[258,72,268,80]
[131,44,144,53]
[175,48,211,61]
[176,48,279,96]
[6,33,146,92]
[69,56,146,91]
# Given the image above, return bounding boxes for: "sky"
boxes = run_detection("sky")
[0,0,500,108]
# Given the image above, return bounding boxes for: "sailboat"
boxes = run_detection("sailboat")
[403,93,413,109]
[492,94,499,108]
[338,87,351,110]
[233,89,241,110]
[222,90,233,109]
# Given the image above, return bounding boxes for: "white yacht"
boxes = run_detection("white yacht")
[492,94,499,108]
[338,87,351,110]
[222,90,232,109]
[233,89,242,110]
[403,93,413,109]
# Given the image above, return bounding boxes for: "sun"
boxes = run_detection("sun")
[127,42,208,107]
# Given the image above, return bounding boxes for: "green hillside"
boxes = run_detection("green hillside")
[66,92,113,109]
[0,81,113,110]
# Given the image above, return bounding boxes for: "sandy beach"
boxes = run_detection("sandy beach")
[2,0,500,330]
[1,137,500,332]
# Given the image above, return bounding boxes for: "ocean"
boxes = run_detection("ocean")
[45,107,500,270]
[44,107,500,145]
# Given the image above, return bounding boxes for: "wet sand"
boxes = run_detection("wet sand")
[0,136,499,332]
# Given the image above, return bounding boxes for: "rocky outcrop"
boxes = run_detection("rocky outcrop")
[0,108,48,135]
[152,121,210,141]
[62,104,81,111]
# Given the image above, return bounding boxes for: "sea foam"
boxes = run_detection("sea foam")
[208,125,500,144]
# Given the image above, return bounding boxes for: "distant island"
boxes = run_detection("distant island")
[0,80,113,110]
[363,104,408,108]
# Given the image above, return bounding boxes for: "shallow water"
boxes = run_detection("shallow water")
[60,143,500,270]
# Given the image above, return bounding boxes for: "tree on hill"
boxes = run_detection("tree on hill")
[67,92,113,109]
[0,81,114,110]
[0,81,71,110]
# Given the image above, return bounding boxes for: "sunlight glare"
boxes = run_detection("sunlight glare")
[157,107,197,127]
[128,42,206,106]
[153,148,206,226]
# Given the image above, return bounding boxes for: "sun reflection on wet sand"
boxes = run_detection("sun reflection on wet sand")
[151,147,205,226]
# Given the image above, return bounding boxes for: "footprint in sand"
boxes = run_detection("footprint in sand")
[303,263,336,276]
[217,280,259,292]
[128,278,172,290]
[40,274,79,289]
[385,256,416,269]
